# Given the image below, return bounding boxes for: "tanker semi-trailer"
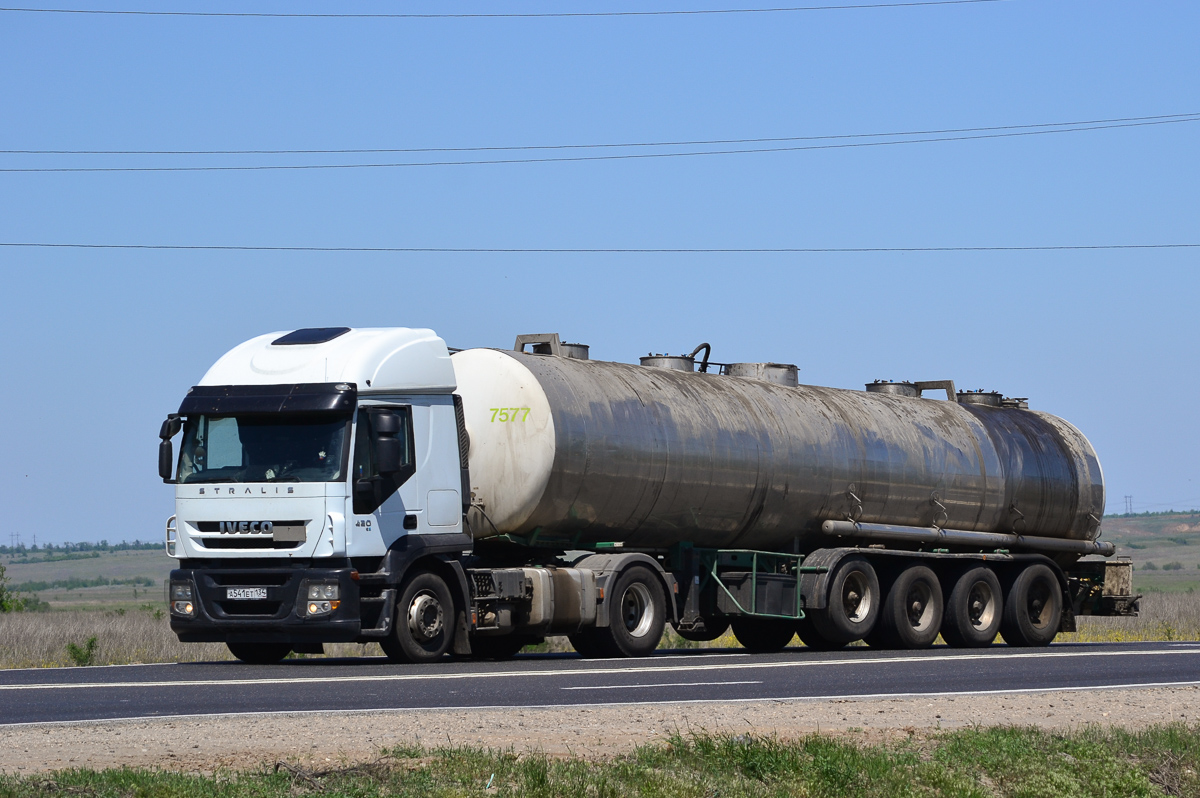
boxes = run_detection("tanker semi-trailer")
[159,327,1138,663]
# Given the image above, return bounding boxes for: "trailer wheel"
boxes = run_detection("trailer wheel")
[226,641,291,664]
[795,617,847,650]
[811,556,880,643]
[942,567,1002,647]
[731,618,797,653]
[865,565,942,649]
[1000,564,1062,647]
[381,571,455,663]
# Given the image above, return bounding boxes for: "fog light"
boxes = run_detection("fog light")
[172,601,194,616]
[306,599,340,617]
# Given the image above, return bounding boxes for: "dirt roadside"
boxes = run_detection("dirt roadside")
[2,685,1197,774]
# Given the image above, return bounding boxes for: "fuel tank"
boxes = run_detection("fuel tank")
[451,348,1104,553]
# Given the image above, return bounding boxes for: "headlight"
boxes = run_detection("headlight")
[307,583,339,601]
[171,582,193,600]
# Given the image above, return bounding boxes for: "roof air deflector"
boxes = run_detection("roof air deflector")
[272,327,351,346]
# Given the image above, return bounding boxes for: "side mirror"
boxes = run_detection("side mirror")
[159,414,182,483]
[159,440,174,482]
[373,411,400,436]
[159,416,182,440]
[376,437,402,474]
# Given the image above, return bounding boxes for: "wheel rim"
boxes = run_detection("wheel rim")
[905,579,936,632]
[407,590,444,642]
[1026,577,1054,630]
[967,580,997,630]
[841,570,873,623]
[621,582,655,638]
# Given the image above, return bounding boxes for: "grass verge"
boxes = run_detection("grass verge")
[2,725,1199,796]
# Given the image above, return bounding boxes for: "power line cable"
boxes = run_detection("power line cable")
[3,116,1196,173]
[2,242,1197,253]
[0,1,1005,20]
[4,112,1195,156]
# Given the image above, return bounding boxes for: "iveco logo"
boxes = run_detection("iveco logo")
[219,521,274,535]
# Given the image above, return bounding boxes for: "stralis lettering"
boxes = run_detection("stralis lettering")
[198,486,294,495]
[219,521,275,534]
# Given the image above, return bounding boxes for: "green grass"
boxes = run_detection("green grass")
[3,725,1199,797]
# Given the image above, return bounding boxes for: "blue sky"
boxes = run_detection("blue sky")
[1,1,1197,545]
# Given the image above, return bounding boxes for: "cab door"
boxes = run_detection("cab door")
[347,405,418,554]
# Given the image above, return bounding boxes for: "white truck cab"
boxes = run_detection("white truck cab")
[161,327,472,662]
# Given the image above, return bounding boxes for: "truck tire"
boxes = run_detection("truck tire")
[575,566,666,658]
[731,618,796,653]
[942,567,1002,647]
[811,556,880,643]
[381,571,455,663]
[226,641,291,664]
[567,633,608,659]
[865,565,942,649]
[1000,564,1062,647]
[470,635,537,660]
[795,616,847,650]
[674,618,730,642]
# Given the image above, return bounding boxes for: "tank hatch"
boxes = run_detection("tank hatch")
[640,342,712,373]
[513,333,589,359]
[866,380,919,397]
[725,362,799,387]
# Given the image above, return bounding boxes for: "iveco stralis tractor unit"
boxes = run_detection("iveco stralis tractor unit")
[159,327,1137,663]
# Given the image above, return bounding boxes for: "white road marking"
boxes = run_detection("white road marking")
[561,680,762,690]
[0,647,1194,693]
[4,679,1200,728]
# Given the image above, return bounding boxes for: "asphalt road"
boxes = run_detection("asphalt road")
[2,642,1198,726]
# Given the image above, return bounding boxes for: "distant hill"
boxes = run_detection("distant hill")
[1101,512,1200,593]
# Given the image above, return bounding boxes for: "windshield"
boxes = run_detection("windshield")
[177,413,351,484]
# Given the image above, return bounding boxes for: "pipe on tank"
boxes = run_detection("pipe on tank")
[821,520,1116,557]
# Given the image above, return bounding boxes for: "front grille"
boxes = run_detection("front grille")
[197,538,303,550]
[209,572,292,587]
[196,520,307,535]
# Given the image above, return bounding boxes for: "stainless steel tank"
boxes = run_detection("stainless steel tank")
[451,348,1104,554]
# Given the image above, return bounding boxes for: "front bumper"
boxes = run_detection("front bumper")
[169,565,361,644]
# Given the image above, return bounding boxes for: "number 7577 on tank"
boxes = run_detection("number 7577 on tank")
[158,327,1137,663]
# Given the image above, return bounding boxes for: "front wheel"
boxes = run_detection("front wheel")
[381,571,456,663]
[1000,564,1062,647]
[227,641,291,664]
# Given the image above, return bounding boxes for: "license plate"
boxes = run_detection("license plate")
[225,587,268,600]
